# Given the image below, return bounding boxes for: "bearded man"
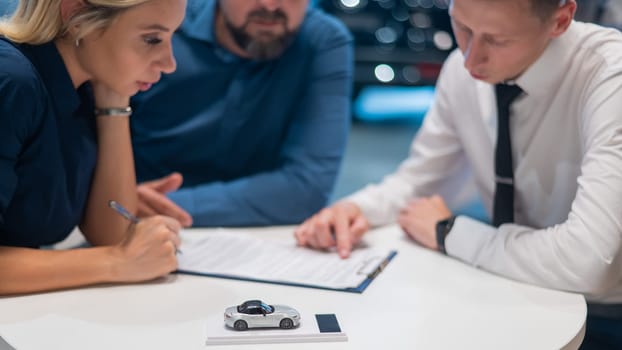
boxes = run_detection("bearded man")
[130,0,353,227]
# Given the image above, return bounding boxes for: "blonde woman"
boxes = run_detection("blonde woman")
[0,0,186,295]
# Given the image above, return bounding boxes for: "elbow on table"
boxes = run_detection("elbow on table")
[576,229,622,296]
[576,258,621,296]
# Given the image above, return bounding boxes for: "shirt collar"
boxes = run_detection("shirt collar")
[514,21,578,98]
[21,41,81,119]
[180,0,218,43]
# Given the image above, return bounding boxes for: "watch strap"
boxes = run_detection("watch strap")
[436,216,456,255]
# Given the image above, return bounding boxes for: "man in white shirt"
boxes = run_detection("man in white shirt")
[295,0,622,347]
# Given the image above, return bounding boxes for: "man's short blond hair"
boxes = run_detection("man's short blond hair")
[530,0,567,21]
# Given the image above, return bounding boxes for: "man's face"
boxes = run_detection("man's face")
[219,0,309,60]
[450,0,559,84]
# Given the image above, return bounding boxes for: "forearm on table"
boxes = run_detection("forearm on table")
[171,168,333,226]
[0,245,122,295]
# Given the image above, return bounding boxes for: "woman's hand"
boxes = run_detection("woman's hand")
[92,81,130,108]
[108,215,181,282]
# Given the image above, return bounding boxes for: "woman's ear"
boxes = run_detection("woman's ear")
[60,0,86,23]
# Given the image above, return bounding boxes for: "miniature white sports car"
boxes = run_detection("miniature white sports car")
[224,300,301,331]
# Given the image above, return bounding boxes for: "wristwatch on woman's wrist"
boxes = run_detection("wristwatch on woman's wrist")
[436,216,456,255]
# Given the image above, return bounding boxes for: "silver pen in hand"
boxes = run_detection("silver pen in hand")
[108,200,182,254]
[108,200,140,223]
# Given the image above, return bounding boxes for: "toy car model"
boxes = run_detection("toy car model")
[224,300,300,331]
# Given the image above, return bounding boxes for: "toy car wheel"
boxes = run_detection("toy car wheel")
[234,320,248,331]
[280,318,294,329]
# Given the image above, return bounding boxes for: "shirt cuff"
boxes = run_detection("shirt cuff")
[168,188,196,217]
[445,215,497,264]
[345,191,397,227]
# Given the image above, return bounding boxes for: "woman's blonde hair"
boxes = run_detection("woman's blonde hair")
[0,0,151,45]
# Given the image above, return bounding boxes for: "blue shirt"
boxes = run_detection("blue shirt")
[131,0,353,227]
[0,39,97,247]
[0,1,16,16]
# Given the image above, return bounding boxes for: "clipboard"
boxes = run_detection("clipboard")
[176,230,397,293]
[178,251,397,293]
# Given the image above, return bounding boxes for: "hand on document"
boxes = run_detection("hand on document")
[294,202,370,259]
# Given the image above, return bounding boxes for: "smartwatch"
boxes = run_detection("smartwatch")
[436,216,456,255]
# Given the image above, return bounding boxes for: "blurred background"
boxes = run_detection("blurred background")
[1,0,621,219]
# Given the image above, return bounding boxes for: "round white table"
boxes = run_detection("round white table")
[0,225,586,349]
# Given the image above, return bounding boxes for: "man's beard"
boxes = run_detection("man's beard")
[224,8,297,61]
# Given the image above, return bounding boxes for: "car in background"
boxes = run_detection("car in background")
[224,300,300,331]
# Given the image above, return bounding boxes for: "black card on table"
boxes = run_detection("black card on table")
[315,314,342,333]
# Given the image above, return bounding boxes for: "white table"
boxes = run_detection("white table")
[0,225,586,349]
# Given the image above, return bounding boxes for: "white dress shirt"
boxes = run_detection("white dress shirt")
[348,21,622,303]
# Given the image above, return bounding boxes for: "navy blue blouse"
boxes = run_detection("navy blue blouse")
[0,39,97,247]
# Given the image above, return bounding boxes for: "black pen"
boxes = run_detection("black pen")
[108,200,182,254]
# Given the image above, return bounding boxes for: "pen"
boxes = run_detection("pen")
[108,200,182,254]
[108,200,140,223]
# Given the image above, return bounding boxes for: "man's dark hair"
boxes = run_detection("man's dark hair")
[530,0,566,21]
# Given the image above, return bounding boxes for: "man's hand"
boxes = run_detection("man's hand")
[137,172,193,227]
[398,195,452,250]
[294,201,370,259]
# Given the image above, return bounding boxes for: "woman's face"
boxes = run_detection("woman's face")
[76,0,186,96]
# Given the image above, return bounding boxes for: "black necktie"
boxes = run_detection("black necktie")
[493,83,523,227]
